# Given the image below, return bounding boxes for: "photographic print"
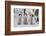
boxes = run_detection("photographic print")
[5,1,45,35]
[14,8,39,27]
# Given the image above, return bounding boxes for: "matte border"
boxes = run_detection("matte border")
[5,1,45,35]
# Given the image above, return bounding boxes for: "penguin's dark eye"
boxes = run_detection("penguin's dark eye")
[32,15,34,17]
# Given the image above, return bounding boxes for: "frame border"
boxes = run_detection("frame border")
[5,1,45,35]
